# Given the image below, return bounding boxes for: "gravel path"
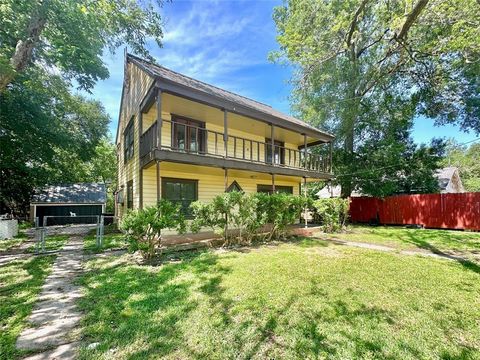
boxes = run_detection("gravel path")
[16,235,85,359]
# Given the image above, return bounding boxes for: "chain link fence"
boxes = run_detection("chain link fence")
[34,215,121,253]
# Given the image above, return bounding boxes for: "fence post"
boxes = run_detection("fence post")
[99,215,104,248]
[34,217,40,254]
[96,215,100,247]
[41,216,47,253]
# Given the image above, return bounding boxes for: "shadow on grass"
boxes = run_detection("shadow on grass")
[77,250,233,359]
[0,255,56,359]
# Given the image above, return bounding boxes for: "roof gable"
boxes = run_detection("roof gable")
[127,53,334,141]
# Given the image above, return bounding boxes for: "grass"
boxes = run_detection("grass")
[26,234,68,253]
[316,225,480,262]
[0,232,28,252]
[83,233,127,254]
[77,239,480,359]
[0,255,56,359]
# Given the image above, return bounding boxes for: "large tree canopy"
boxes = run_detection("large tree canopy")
[0,0,165,214]
[0,0,164,91]
[272,0,480,197]
[0,70,112,214]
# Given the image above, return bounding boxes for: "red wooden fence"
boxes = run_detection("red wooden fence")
[349,193,480,231]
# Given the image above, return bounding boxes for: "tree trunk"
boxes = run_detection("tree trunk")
[0,0,49,91]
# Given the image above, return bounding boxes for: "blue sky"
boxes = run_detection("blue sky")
[89,0,477,146]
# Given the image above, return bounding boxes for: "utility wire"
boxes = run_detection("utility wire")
[332,137,479,178]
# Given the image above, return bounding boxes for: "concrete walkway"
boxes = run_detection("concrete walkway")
[318,237,469,262]
[16,236,85,359]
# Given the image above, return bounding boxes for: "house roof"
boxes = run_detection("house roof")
[32,183,107,204]
[127,54,334,141]
[434,167,458,190]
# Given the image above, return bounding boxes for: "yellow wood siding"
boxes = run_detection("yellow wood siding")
[142,162,301,208]
[117,62,155,217]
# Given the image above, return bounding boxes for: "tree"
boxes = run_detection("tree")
[0,0,164,91]
[0,70,111,214]
[441,141,480,191]
[272,0,480,197]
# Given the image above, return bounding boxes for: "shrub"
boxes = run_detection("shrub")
[191,191,308,244]
[256,192,309,240]
[312,198,349,232]
[120,200,186,259]
[190,192,265,245]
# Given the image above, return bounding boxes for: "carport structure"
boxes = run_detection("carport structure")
[30,183,107,225]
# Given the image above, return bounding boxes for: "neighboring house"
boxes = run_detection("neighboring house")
[115,53,334,218]
[316,184,363,198]
[30,183,107,224]
[435,167,465,193]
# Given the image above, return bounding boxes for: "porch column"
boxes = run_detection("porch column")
[272,173,275,193]
[304,134,308,170]
[139,168,143,209]
[303,176,308,228]
[138,111,143,209]
[156,89,162,149]
[224,168,228,191]
[329,141,333,173]
[156,161,161,203]
[223,109,228,158]
[271,124,275,165]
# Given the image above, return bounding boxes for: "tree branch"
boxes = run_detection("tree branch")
[396,0,429,41]
[346,0,369,47]
[0,0,50,91]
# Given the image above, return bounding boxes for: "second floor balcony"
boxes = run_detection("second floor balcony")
[140,118,333,178]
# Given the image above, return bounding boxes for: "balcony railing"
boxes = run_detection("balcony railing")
[140,120,331,173]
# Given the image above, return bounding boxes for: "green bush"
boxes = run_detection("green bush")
[191,192,308,244]
[190,192,266,245]
[311,198,349,232]
[256,192,309,240]
[120,200,186,259]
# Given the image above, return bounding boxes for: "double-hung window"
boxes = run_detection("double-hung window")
[162,178,198,217]
[124,117,134,162]
[126,180,134,209]
[265,139,285,165]
[172,116,206,153]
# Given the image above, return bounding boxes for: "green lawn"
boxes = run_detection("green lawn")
[83,232,127,254]
[77,239,480,359]
[0,256,56,359]
[25,234,68,253]
[316,225,480,262]
[0,232,28,252]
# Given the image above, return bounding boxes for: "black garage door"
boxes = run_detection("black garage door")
[36,204,103,225]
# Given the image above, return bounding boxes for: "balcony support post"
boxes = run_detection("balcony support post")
[223,109,228,158]
[156,89,162,149]
[224,168,228,191]
[156,160,161,203]
[138,111,143,209]
[303,134,308,170]
[303,176,308,228]
[329,141,333,173]
[271,124,275,165]
[272,173,275,193]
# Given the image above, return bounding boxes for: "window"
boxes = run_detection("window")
[257,184,293,194]
[162,178,198,217]
[265,138,285,165]
[126,180,133,209]
[226,180,243,193]
[124,117,134,162]
[172,116,206,153]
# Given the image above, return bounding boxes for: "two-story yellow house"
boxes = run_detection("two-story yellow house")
[115,53,334,218]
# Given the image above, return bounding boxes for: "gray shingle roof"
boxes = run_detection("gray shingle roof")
[32,183,107,204]
[127,54,334,140]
